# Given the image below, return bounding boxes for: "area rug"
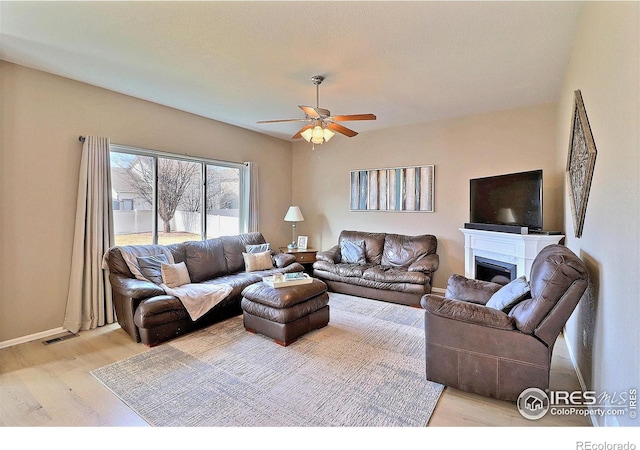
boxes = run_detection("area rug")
[91,293,443,427]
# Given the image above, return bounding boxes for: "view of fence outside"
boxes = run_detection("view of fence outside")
[110,150,241,246]
[113,210,240,246]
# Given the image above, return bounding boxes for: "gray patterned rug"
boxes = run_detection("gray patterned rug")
[91,293,443,426]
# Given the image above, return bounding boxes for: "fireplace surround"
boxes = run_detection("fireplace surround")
[460,228,564,280]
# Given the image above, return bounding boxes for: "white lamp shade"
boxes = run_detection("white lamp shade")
[323,128,335,142]
[300,128,313,142]
[311,125,324,144]
[284,206,305,222]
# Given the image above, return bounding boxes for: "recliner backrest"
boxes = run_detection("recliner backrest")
[508,244,588,345]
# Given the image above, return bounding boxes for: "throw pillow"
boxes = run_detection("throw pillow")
[161,261,191,288]
[243,250,274,272]
[136,254,169,285]
[340,240,367,264]
[245,243,271,254]
[485,276,531,312]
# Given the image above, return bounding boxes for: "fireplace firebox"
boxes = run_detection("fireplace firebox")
[474,256,517,285]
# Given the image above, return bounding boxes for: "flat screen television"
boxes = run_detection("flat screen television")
[468,169,543,232]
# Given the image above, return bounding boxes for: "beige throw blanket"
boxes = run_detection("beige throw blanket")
[160,283,233,321]
[109,246,176,281]
[103,245,231,321]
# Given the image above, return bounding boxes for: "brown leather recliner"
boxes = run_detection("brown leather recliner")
[421,244,588,401]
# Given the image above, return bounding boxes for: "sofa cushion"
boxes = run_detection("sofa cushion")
[183,239,228,283]
[381,233,437,267]
[313,260,371,278]
[486,276,530,312]
[136,254,169,285]
[161,262,191,288]
[246,243,271,254]
[340,239,366,264]
[338,230,386,265]
[243,250,274,272]
[363,266,429,284]
[221,232,267,273]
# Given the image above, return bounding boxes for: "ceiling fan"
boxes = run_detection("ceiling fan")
[257,75,376,147]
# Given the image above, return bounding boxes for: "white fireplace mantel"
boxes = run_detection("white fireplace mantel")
[460,228,564,280]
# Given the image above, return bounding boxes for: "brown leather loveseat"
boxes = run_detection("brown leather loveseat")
[421,244,588,401]
[312,230,439,307]
[103,232,304,346]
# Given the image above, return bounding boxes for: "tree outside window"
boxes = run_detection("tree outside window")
[110,149,243,245]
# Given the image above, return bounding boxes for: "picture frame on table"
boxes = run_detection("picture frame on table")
[297,236,308,249]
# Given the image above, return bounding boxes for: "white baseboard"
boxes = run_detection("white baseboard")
[431,287,446,295]
[563,327,618,427]
[0,327,67,350]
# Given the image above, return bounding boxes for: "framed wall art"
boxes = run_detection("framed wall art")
[350,165,434,212]
[567,90,597,238]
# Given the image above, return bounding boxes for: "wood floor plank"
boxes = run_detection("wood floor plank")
[0,323,590,427]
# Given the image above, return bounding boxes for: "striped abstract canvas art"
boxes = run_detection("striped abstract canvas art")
[350,165,434,212]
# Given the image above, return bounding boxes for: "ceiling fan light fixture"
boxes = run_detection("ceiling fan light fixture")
[323,128,335,142]
[311,125,324,144]
[300,128,313,142]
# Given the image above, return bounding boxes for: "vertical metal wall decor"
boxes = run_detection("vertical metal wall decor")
[567,90,597,238]
[350,165,434,212]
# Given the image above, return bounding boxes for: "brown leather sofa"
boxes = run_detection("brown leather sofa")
[104,232,305,346]
[312,230,439,307]
[421,244,588,401]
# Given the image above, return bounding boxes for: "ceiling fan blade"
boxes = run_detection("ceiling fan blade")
[257,118,310,124]
[292,124,314,140]
[326,122,358,137]
[299,105,331,118]
[331,113,377,122]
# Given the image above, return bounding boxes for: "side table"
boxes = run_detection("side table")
[279,247,317,274]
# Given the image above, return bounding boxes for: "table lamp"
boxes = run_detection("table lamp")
[284,206,304,249]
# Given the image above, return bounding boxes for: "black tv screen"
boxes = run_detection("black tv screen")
[470,169,543,231]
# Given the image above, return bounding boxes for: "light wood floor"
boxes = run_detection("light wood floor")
[0,322,590,427]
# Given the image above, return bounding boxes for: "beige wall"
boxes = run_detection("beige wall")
[292,103,560,290]
[0,61,293,342]
[557,2,639,427]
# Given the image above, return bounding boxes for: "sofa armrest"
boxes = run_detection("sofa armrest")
[316,245,341,263]
[408,253,439,273]
[444,274,502,305]
[421,294,515,330]
[109,274,165,299]
[272,251,297,268]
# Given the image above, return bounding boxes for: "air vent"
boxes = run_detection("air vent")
[42,332,78,345]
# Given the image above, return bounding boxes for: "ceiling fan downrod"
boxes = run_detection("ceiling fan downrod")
[311,75,324,109]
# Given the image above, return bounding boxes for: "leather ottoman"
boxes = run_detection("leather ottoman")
[240,278,330,346]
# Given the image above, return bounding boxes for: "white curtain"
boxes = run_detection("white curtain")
[246,161,259,232]
[63,136,115,333]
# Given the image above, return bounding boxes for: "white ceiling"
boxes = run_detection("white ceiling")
[0,1,584,141]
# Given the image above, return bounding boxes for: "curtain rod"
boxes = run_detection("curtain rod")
[78,137,249,166]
